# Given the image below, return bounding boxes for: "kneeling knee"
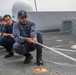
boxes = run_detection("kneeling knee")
[13,43,20,50]
[13,43,26,55]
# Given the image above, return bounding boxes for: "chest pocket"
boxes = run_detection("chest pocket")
[19,25,30,37]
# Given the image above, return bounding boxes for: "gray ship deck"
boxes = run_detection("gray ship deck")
[0,32,76,75]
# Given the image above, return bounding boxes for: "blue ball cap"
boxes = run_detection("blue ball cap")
[18,10,27,18]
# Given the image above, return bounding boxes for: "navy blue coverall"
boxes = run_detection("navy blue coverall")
[13,21,43,64]
[0,21,15,53]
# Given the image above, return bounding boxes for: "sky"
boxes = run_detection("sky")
[0,0,76,16]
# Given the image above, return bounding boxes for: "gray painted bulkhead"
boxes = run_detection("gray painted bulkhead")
[12,12,76,31]
[27,12,76,31]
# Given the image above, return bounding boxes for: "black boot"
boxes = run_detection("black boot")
[24,53,33,64]
[36,49,43,65]
[4,48,14,58]
[5,52,14,58]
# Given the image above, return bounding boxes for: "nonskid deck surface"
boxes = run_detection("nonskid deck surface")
[0,32,76,75]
